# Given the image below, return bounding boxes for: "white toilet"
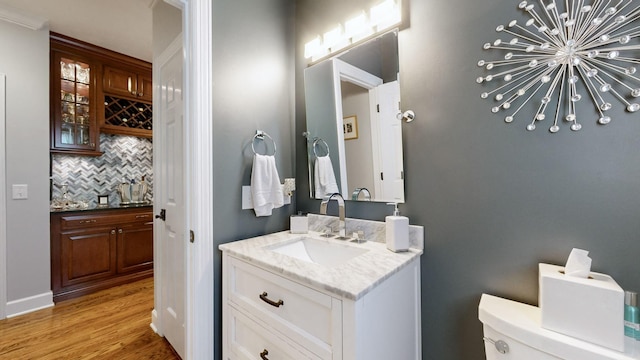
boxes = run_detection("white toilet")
[479,294,640,360]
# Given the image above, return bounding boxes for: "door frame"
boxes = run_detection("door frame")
[331,59,382,199]
[156,1,214,359]
[0,73,6,320]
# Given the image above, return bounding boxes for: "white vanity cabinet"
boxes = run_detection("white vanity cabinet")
[221,251,422,360]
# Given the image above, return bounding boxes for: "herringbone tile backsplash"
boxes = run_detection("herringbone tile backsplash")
[51,134,153,206]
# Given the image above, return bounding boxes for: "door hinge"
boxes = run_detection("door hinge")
[377,104,380,112]
[190,230,195,243]
[380,172,384,180]
[401,170,404,179]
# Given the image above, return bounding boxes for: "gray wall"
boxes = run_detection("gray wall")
[212,0,295,357]
[296,0,640,359]
[0,20,51,304]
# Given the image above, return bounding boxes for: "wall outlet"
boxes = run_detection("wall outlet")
[12,184,28,200]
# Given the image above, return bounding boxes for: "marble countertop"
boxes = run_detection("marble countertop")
[50,202,153,214]
[219,230,423,300]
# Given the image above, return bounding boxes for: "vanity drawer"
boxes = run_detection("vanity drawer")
[227,256,341,359]
[227,306,321,360]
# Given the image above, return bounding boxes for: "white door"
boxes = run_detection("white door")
[154,36,185,358]
[374,80,404,202]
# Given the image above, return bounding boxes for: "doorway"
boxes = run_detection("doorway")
[153,1,214,359]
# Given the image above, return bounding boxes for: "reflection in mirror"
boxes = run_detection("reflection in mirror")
[304,30,404,203]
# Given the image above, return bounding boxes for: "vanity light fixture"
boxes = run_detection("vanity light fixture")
[304,36,323,59]
[370,0,401,30]
[345,12,372,43]
[477,0,640,132]
[304,0,401,62]
[324,25,348,52]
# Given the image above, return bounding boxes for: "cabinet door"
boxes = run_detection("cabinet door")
[51,50,100,154]
[103,66,139,100]
[61,227,117,287]
[116,222,153,273]
[138,73,153,102]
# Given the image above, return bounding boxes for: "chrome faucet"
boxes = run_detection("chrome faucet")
[319,193,347,239]
[351,187,371,201]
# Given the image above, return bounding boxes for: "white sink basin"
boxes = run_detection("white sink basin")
[267,237,368,267]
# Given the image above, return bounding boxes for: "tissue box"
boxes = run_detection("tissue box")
[539,263,624,351]
[290,214,308,234]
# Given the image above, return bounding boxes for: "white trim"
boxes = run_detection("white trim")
[185,0,214,358]
[331,59,382,199]
[0,73,6,320]
[5,291,53,318]
[0,5,48,31]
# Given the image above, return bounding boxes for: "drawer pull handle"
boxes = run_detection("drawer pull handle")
[135,215,150,218]
[79,219,97,224]
[259,349,269,360]
[259,292,283,308]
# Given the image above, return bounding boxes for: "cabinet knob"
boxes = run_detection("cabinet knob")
[118,229,123,234]
[111,230,116,235]
[138,92,143,97]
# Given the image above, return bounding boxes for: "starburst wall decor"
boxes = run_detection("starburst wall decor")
[477,0,640,132]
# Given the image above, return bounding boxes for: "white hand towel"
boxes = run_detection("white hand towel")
[314,156,339,198]
[251,154,284,217]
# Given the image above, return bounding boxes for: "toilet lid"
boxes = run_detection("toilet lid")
[479,294,639,360]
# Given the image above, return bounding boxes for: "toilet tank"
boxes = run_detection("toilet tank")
[479,294,640,360]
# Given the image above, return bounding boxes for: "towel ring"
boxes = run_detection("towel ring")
[312,138,330,157]
[252,130,276,156]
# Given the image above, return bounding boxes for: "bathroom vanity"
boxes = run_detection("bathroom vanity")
[220,225,423,360]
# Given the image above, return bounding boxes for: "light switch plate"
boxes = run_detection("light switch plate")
[242,186,253,210]
[12,184,28,200]
[242,185,291,210]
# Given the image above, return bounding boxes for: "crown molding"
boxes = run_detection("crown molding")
[0,5,47,31]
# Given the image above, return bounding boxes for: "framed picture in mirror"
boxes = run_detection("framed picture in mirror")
[343,115,358,140]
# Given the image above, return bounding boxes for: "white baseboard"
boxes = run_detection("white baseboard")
[6,291,54,318]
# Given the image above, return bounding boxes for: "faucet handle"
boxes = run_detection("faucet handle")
[322,225,333,238]
[352,231,366,244]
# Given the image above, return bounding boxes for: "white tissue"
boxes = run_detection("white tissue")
[564,248,592,278]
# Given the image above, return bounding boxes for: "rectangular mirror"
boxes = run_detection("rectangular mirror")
[304,30,404,203]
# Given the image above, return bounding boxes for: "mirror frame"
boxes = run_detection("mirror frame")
[304,29,404,203]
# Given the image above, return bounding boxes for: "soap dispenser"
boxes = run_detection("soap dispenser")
[386,202,409,252]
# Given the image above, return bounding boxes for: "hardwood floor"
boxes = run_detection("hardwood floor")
[0,277,180,359]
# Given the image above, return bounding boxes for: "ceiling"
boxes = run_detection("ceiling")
[0,0,154,62]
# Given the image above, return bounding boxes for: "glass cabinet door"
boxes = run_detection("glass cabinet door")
[52,51,98,154]
[60,58,91,146]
